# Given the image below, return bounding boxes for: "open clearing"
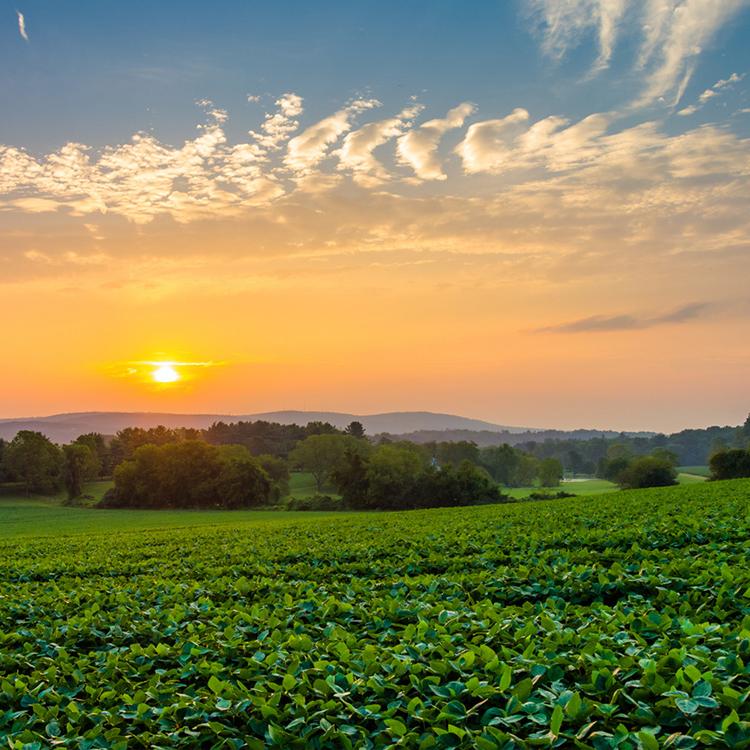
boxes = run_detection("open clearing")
[1,479,749,747]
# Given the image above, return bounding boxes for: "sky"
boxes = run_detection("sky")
[1,0,749,433]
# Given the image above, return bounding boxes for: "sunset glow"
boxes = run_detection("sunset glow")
[152,364,180,384]
[1,2,749,431]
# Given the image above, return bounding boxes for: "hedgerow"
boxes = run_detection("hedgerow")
[0,480,749,748]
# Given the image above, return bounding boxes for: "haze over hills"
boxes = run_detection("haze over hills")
[0,410,544,444]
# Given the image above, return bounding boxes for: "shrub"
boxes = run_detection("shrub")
[617,456,677,489]
[283,494,342,511]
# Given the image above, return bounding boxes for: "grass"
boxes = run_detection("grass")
[678,465,711,478]
[504,472,706,499]
[1,479,749,746]
[287,471,324,498]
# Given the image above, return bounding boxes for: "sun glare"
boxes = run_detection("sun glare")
[152,364,180,383]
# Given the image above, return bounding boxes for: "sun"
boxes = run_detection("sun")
[152,363,180,383]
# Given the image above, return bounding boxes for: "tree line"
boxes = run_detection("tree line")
[1,413,748,510]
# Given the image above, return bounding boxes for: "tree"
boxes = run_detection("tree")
[4,431,63,494]
[709,448,750,480]
[364,444,424,509]
[479,444,520,485]
[290,434,369,492]
[617,456,677,489]
[344,421,366,439]
[597,456,631,482]
[73,433,107,476]
[435,440,480,467]
[108,441,272,509]
[515,454,540,487]
[539,457,563,487]
[256,454,290,501]
[62,443,98,501]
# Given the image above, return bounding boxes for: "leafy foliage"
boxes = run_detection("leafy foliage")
[1,480,749,746]
[106,441,273,508]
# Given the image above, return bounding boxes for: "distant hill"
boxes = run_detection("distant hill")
[0,410,536,444]
[380,428,656,447]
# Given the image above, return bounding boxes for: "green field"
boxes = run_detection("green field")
[678,466,712,478]
[1,480,749,747]
[504,472,705,500]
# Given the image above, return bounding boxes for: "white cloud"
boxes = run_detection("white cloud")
[526,0,628,72]
[456,110,613,175]
[526,0,749,107]
[336,104,423,186]
[397,102,476,180]
[250,93,304,152]
[285,98,380,175]
[17,11,28,42]
[637,1,749,106]
[455,108,531,174]
[677,71,745,115]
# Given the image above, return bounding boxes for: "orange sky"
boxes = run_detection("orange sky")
[2,3,750,433]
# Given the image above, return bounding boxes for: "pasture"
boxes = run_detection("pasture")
[1,479,749,747]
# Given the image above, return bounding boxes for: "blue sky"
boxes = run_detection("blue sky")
[3,1,748,151]
[1,1,750,430]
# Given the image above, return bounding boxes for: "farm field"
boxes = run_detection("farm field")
[1,480,749,747]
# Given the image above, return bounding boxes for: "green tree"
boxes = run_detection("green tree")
[109,441,271,509]
[479,444,520,485]
[63,443,98,502]
[364,444,424,509]
[4,431,63,494]
[539,457,563,487]
[514,454,540,487]
[290,434,369,492]
[74,433,107,476]
[344,421,366,439]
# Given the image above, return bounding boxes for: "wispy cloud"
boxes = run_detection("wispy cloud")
[526,0,628,73]
[535,303,710,333]
[16,10,28,42]
[526,0,750,107]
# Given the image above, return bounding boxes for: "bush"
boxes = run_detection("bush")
[283,494,342,511]
[617,456,677,489]
[709,448,750,480]
[526,490,575,501]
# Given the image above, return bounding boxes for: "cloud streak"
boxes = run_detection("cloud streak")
[16,10,28,42]
[526,0,750,107]
[535,303,710,333]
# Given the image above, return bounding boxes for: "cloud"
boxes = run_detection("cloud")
[250,93,304,152]
[16,10,28,42]
[637,1,749,106]
[397,102,476,180]
[284,99,380,175]
[677,72,745,115]
[456,110,614,175]
[526,0,750,107]
[336,103,423,186]
[526,0,628,72]
[535,303,709,333]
